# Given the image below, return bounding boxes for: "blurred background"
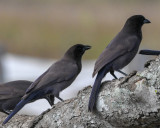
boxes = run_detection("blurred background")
[0,0,159,115]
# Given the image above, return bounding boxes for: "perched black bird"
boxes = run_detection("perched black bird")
[3,44,91,124]
[0,80,32,114]
[0,80,55,115]
[139,49,160,55]
[88,15,150,112]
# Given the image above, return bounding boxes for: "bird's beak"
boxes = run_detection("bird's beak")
[84,45,91,50]
[143,19,151,24]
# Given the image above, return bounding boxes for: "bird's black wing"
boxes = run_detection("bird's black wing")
[25,60,78,95]
[0,86,25,100]
[0,81,32,100]
[25,69,49,93]
[93,35,140,77]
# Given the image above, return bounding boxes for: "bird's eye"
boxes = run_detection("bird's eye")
[78,47,83,51]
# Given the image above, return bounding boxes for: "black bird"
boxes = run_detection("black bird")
[0,80,55,115]
[0,80,32,115]
[88,15,150,112]
[3,44,91,124]
[139,49,160,55]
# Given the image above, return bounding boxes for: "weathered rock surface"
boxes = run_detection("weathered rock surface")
[1,56,160,128]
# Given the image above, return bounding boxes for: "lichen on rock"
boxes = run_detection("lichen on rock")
[1,56,160,128]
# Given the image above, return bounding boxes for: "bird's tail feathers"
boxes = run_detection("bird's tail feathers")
[139,50,160,55]
[88,63,112,112]
[3,91,39,124]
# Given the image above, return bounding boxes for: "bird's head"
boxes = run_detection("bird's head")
[64,44,91,60]
[125,15,151,30]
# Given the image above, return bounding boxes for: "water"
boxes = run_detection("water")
[1,53,154,115]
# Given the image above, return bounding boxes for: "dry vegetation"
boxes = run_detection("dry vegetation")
[0,1,159,59]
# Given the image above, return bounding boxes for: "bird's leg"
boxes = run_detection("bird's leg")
[49,95,55,106]
[52,91,64,102]
[54,92,64,102]
[110,70,118,79]
[117,70,127,76]
[55,96,64,102]
[2,105,11,115]
[3,110,10,115]
[46,95,55,106]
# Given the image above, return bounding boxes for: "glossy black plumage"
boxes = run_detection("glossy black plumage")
[139,49,160,55]
[3,44,91,124]
[0,80,56,115]
[0,80,32,114]
[88,15,150,112]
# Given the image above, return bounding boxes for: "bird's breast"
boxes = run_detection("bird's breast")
[112,49,138,70]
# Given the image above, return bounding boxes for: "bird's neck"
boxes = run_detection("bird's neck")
[122,23,142,37]
[63,55,82,72]
[64,53,82,61]
[76,60,82,73]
